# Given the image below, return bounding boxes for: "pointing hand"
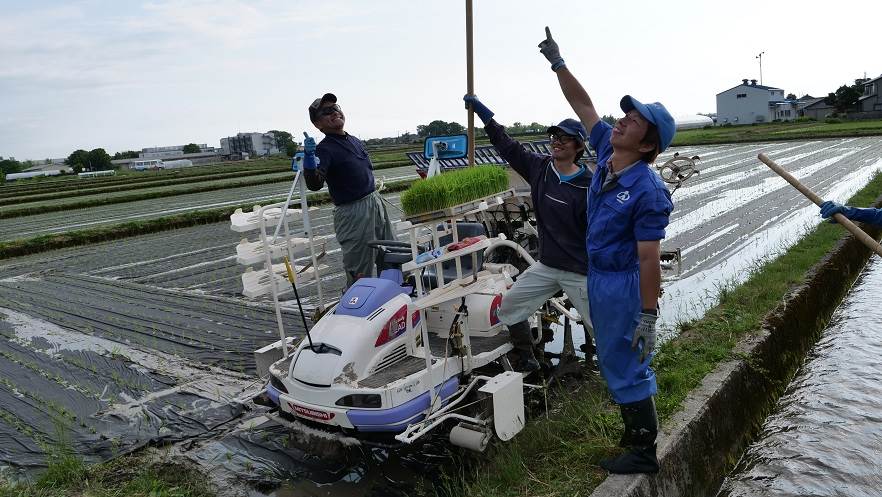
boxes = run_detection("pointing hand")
[538,26,565,71]
[303,132,317,155]
[301,133,318,170]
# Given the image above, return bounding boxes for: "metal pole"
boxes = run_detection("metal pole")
[756,51,765,86]
[758,153,882,258]
[466,0,475,167]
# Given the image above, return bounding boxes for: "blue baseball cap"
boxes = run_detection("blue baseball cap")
[547,118,587,142]
[620,95,676,153]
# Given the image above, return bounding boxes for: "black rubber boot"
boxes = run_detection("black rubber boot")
[600,397,660,474]
[508,321,539,373]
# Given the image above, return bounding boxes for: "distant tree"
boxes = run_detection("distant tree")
[416,120,466,137]
[601,114,617,126]
[786,93,797,100]
[182,143,201,154]
[112,150,139,160]
[268,130,298,157]
[65,149,90,173]
[824,78,869,113]
[0,158,22,175]
[87,148,112,171]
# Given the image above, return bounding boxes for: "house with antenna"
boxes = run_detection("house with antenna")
[715,78,794,125]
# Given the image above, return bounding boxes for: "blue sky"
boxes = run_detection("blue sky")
[2,0,880,160]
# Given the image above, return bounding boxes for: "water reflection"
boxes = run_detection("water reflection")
[717,258,882,497]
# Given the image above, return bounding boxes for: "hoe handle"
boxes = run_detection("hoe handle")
[465,0,475,167]
[758,153,882,258]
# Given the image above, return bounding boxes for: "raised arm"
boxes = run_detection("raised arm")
[539,27,600,132]
[301,132,326,191]
[464,94,545,180]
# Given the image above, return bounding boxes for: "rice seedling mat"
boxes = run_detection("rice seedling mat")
[403,189,515,224]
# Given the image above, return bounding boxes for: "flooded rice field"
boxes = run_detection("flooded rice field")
[0,164,417,242]
[716,257,882,497]
[2,138,882,494]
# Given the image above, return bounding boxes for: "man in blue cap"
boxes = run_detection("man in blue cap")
[464,93,593,373]
[539,27,675,474]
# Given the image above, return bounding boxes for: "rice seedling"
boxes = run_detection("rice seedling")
[400,166,509,216]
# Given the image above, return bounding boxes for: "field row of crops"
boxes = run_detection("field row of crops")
[0,165,417,243]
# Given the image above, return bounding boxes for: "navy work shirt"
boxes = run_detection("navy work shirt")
[587,121,673,273]
[304,133,375,206]
[485,120,591,275]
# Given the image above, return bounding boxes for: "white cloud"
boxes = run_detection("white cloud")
[1,0,881,159]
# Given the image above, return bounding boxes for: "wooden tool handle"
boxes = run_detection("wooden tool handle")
[465,0,475,167]
[758,153,882,258]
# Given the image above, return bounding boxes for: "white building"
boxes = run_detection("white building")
[220,133,280,158]
[140,144,215,159]
[716,79,795,125]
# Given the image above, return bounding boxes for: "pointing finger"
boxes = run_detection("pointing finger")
[545,26,552,41]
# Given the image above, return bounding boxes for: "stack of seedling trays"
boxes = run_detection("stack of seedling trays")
[400,165,512,224]
[230,203,328,299]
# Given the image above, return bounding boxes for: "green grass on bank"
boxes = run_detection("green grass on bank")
[0,180,415,260]
[453,172,882,497]
[0,450,214,497]
[672,119,882,147]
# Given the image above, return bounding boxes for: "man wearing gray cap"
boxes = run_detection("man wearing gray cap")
[539,27,676,474]
[302,93,393,287]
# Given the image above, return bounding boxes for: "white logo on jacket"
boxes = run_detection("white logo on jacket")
[616,190,631,204]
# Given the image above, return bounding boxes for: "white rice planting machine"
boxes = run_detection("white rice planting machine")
[232,132,701,453]
[232,137,598,453]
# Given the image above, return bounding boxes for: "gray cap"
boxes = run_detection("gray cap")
[308,93,337,121]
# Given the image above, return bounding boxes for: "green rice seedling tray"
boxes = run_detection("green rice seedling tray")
[400,166,509,218]
[404,189,515,224]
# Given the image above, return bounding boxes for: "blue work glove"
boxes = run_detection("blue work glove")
[632,312,658,363]
[538,26,566,72]
[302,132,317,170]
[463,94,494,124]
[820,200,882,225]
[820,200,849,220]
[291,152,304,171]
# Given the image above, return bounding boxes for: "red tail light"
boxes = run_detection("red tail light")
[375,305,408,347]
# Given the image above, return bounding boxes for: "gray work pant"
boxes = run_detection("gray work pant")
[497,261,593,337]
[333,191,394,287]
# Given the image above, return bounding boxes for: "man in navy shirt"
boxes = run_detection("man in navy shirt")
[540,27,675,474]
[464,94,593,373]
[303,93,394,287]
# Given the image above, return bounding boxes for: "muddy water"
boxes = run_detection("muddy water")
[716,257,882,497]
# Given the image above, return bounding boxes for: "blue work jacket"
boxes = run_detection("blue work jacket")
[587,121,673,273]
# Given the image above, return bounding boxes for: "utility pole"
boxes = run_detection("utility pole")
[756,51,766,85]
